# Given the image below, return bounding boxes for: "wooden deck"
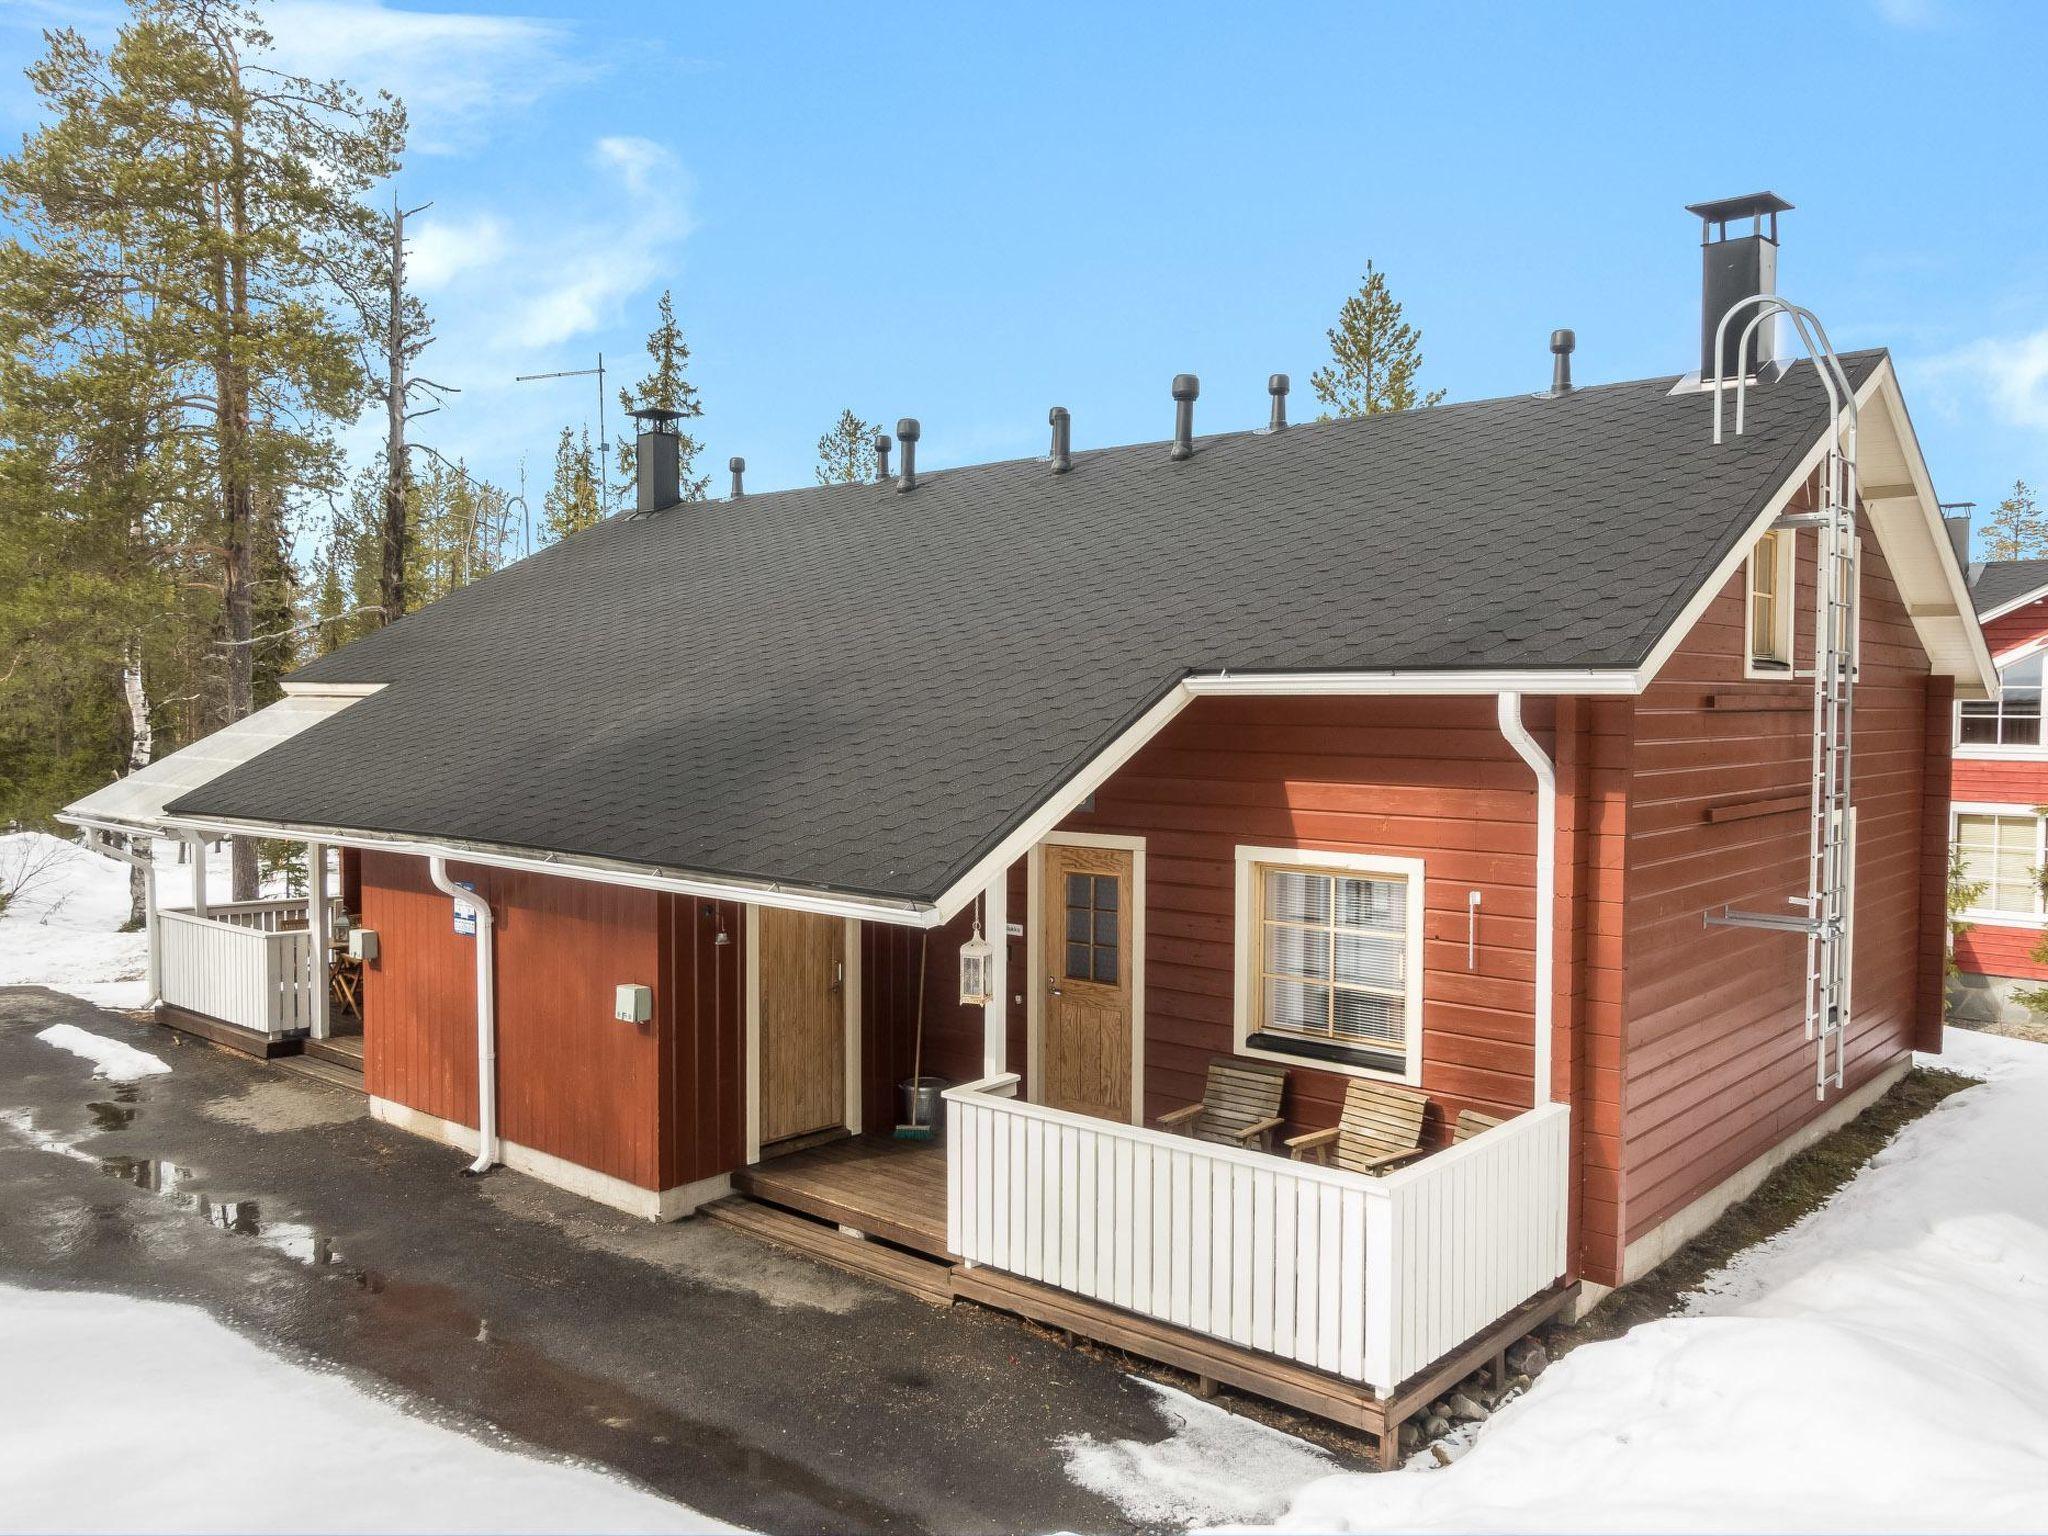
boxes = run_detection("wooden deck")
[720,1130,1576,1464]
[732,1135,948,1257]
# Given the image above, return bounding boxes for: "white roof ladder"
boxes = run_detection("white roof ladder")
[1702,297,1860,1100]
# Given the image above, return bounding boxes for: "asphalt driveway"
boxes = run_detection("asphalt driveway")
[0,986,1319,1534]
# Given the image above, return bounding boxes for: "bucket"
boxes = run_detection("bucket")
[898,1076,949,1134]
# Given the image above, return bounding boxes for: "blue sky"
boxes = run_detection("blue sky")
[5,0,2047,555]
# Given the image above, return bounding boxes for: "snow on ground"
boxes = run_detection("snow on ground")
[1233,1027,2048,1534]
[33,1022,171,1080]
[1059,1379,1338,1529]
[0,830,268,1009]
[0,1285,737,1534]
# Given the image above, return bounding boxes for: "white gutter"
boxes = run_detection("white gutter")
[427,856,498,1175]
[1495,692,1555,1108]
[1185,669,1641,697]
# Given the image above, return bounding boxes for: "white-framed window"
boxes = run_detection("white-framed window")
[1958,649,2045,750]
[1746,527,1797,675]
[1952,807,2048,925]
[1232,845,1424,1083]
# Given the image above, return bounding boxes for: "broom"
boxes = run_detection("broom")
[894,929,934,1141]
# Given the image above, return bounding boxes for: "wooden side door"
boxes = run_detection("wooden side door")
[1039,842,1135,1123]
[758,908,846,1148]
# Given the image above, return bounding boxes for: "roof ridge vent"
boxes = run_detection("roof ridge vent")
[1170,374,1199,461]
[1048,406,1072,474]
[896,418,920,493]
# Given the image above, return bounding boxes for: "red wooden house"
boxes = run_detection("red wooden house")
[63,195,1994,1458]
[1948,545,2048,1022]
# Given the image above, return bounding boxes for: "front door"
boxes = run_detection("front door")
[758,908,846,1149]
[1040,842,1135,1123]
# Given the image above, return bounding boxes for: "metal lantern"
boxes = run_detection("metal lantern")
[958,922,994,1006]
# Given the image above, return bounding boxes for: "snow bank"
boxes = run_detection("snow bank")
[1255,1029,2048,1533]
[0,830,264,1009]
[1060,1379,1337,1528]
[0,1285,739,1533]
[34,1022,171,1080]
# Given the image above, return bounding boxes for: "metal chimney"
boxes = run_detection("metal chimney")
[728,456,745,498]
[1048,406,1072,473]
[1549,330,1576,396]
[628,406,683,514]
[1266,374,1290,432]
[895,417,920,493]
[873,432,892,483]
[1685,192,1793,381]
[1169,375,1199,461]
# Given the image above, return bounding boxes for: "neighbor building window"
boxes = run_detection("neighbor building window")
[1234,846,1424,1079]
[1748,528,1795,671]
[1954,811,2045,918]
[1958,651,2044,748]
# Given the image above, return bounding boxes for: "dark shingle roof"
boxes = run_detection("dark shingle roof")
[1971,558,2048,617]
[170,354,1880,905]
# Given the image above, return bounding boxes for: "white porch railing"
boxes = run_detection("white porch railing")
[158,908,319,1038]
[197,896,342,933]
[944,1076,1569,1395]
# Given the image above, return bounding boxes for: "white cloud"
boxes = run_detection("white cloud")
[1923,329,2048,433]
[404,211,509,292]
[261,0,586,155]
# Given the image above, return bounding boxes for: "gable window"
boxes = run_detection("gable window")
[1958,651,2044,748]
[1954,811,2046,919]
[1234,846,1424,1081]
[1747,528,1796,672]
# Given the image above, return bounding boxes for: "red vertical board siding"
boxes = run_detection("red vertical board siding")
[1619,484,1937,1248]
[1920,675,1956,1045]
[658,895,746,1188]
[359,852,666,1190]
[338,846,363,915]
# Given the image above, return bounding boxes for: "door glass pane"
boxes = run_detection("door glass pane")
[1093,875,1118,910]
[1066,872,1090,906]
[1065,941,1092,979]
[1093,910,1117,945]
[1093,947,1118,985]
[1066,908,1091,943]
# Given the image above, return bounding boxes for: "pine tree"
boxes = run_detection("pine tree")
[1309,261,1446,420]
[1979,480,2048,562]
[616,290,707,501]
[541,427,602,543]
[1,0,403,898]
[815,409,877,485]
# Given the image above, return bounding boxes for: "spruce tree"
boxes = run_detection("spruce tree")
[1979,480,2048,562]
[815,410,877,485]
[1310,261,1446,420]
[616,290,707,501]
[541,427,602,542]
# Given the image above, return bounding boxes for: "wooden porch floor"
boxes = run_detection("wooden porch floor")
[730,1135,948,1257]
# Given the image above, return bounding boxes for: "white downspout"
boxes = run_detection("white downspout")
[428,856,498,1174]
[1497,693,1556,1108]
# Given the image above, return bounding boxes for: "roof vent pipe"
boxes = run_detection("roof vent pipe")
[1267,373,1290,431]
[728,456,746,498]
[1549,330,1575,396]
[874,432,892,483]
[1048,406,1072,473]
[1170,374,1199,461]
[895,417,920,493]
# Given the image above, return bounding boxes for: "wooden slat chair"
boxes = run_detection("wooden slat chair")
[1453,1108,1506,1143]
[1286,1079,1429,1175]
[1157,1057,1289,1153]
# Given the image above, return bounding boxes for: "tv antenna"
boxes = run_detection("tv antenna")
[515,352,610,502]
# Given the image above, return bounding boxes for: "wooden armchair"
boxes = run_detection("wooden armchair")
[1286,1079,1429,1175]
[1453,1108,1505,1143]
[1157,1057,1289,1153]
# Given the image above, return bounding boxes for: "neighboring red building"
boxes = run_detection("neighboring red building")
[64,196,1997,1456]
[1949,549,2048,1022]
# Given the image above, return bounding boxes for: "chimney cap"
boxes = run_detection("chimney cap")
[1683,191,1794,222]
[1171,373,1200,402]
[896,417,921,442]
[629,406,686,429]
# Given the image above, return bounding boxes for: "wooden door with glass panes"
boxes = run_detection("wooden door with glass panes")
[1039,842,1135,1123]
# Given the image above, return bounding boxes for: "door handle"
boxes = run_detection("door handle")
[1047,973,1062,997]
[831,960,844,993]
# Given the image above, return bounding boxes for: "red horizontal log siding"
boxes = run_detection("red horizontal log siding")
[1619,487,1940,1252]
[1950,598,2048,982]
[1061,695,1552,1138]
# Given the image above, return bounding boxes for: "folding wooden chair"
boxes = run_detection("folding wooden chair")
[1453,1108,1506,1143]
